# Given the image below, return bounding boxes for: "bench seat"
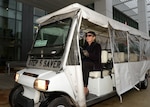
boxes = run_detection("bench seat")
[89,70,110,78]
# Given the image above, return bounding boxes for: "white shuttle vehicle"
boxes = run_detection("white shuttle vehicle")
[9,3,150,107]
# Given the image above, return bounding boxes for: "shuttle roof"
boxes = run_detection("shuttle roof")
[36,3,149,39]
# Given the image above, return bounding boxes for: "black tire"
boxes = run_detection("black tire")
[141,74,148,89]
[9,85,23,107]
[48,97,72,107]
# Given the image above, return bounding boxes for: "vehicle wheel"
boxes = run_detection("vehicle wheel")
[141,74,148,89]
[48,97,72,107]
[9,85,23,107]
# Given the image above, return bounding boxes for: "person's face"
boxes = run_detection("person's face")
[85,33,95,44]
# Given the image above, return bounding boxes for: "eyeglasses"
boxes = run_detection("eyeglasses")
[86,34,93,37]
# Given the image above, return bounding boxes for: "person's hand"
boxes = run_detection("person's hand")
[83,50,89,57]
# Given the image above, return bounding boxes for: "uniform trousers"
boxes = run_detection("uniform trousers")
[82,61,94,87]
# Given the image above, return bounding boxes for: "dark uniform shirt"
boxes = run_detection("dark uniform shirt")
[82,41,102,70]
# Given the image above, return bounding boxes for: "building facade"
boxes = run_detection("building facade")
[0,0,47,66]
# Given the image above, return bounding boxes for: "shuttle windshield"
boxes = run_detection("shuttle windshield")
[30,18,72,59]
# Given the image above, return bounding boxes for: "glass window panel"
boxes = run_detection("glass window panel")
[1,0,9,8]
[0,7,7,17]
[17,2,22,11]
[0,0,22,61]
[16,20,22,39]
[8,0,16,9]
[0,0,3,6]
[16,11,22,20]
[0,0,16,9]
[33,16,39,24]
[8,18,15,27]
[113,7,138,29]
[34,7,45,16]
[0,17,3,28]
[0,7,16,19]
[0,27,4,36]
[5,19,15,37]
[8,9,15,19]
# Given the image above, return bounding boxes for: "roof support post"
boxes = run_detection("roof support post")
[138,0,149,36]
[94,0,112,18]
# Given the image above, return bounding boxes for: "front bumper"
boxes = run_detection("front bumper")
[15,94,34,107]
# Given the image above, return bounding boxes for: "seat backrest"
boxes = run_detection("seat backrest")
[129,53,138,62]
[101,50,108,63]
[114,52,125,63]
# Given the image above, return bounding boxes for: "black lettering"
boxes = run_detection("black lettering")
[50,60,53,67]
[53,61,58,68]
[28,59,38,66]
[32,60,61,68]
[52,61,61,68]
[39,60,43,66]
[43,60,47,67]
[47,60,50,67]
[57,61,61,68]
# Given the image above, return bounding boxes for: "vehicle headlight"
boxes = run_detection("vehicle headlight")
[15,73,20,82]
[34,79,49,91]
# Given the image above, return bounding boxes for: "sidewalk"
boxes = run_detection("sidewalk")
[0,89,11,107]
[0,73,15,107]
[0,73,15,89]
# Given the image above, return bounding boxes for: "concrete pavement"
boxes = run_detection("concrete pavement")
[0,73,15,107]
